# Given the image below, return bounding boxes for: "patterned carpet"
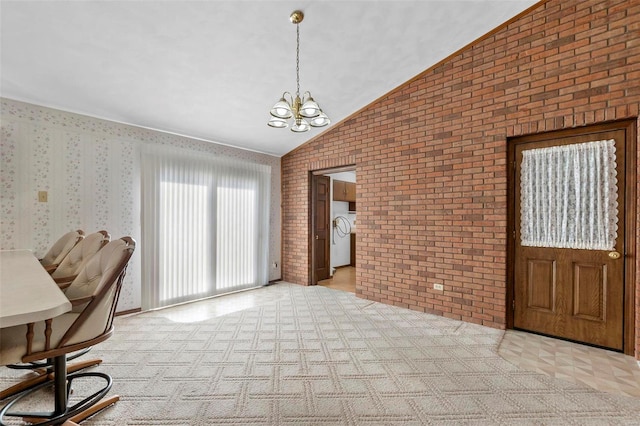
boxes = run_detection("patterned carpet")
[2,283,640,425]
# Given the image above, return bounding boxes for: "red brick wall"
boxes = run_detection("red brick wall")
[281,0,640,358]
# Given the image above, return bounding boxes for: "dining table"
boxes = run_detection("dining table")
[0,249,72,327]
[0,249,73,418]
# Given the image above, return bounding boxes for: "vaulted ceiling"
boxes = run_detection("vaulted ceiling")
[1,1,539,156]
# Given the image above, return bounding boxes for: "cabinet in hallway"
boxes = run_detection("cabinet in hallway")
[333,180,356,202]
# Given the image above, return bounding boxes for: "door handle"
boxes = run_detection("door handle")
[608,251,621,259]
[315,235,319,240]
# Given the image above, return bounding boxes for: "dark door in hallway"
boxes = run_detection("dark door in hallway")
[511,122,631,351]
[311,174,331,284]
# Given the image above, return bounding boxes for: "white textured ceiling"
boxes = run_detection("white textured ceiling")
[1,1,539,156]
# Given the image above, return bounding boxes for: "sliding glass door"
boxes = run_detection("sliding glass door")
[141,146,270,310]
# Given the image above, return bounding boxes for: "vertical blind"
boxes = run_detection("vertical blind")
[141,145,271,310]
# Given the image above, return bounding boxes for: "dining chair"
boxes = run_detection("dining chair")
[51,230,111,289]
[39,229,85,273]
[1,231,112,398]
[0,237,135,425]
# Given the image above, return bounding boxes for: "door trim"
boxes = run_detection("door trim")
[309,166,356,285]
[507,119,636,355]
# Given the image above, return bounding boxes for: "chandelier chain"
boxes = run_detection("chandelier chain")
[296,23,300,99]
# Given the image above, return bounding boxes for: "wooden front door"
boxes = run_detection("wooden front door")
[311,174,331,284]
[512,122,631,351]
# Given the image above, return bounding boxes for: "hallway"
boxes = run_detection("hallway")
[318,266,355,293]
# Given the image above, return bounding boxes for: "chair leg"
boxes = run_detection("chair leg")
[0,359,102,400]
[66,395,120,424]
[6,348,92,371]
[67,358,103,373]
[40,395,119,426]
[0,372,49,400]
[3,371,114,425]
[21,396,119,425]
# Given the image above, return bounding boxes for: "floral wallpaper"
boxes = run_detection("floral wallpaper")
[0,98,281,312]
[0,120,17,248]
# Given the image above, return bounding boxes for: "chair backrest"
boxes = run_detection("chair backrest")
[60,237,135,348]
[51,230,110,281]
[39,229,84,267]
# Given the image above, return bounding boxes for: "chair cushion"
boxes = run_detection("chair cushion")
[65,239,130,311]
[51,232,108,281]
[40,230,83,267]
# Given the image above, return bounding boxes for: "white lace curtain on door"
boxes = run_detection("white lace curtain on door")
[520,139,618,250]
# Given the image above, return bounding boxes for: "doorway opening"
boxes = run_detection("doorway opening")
[310,166,356,293]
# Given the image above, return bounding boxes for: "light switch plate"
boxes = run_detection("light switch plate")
[38,191,48,202]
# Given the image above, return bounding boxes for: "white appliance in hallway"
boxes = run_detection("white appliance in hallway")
[326,171,356,275]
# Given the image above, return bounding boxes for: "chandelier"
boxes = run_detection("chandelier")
[267,10,330,132]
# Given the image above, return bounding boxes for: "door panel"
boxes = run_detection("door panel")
[333,180,346,201]
[312,175,331,283]
[526,258,556,313]
[573,262,606,321]
[513,126,626,351]
[345,182,356,201]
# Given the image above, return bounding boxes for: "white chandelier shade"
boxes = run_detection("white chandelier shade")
[269,96,293,119]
